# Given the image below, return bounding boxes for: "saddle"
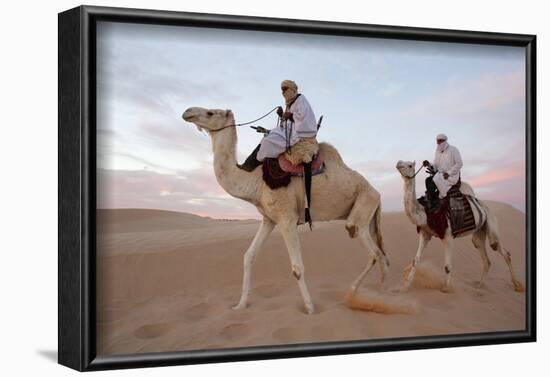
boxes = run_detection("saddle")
[262,138,326,230]
[417,180,477,238]
[261,138,325,189]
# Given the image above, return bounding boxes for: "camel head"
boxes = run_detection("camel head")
[182,107,235,133]
[396,160,416,179]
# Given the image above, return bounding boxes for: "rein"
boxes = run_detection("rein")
[405,164,424,179]
[209,107,280,133]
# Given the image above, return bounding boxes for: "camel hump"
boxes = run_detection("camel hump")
[459,181,476,197]
[318,142,344,165]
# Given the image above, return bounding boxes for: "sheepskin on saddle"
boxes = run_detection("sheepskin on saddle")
[261,138,325,190]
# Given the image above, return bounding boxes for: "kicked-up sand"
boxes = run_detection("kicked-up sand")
[96,201,526,356]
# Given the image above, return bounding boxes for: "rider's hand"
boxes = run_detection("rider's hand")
[276,106,284,117]
[422,160,430,167]
[426,167,435,175]
[443,172,449,180]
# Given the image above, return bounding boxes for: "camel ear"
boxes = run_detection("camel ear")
[225,109,232,117]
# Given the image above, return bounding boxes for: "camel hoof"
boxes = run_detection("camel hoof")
[513,281,525,292]
[440,285,454,294]
[398,286,410,294]
[305,304,315,315]
[232,303,247,310]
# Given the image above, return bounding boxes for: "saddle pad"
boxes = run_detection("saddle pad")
[262,158,291,189]
[262,152,326,190]
[278,150,325,174]
[417,199,450,239]
[450,195,476,237]
[416,191,476,239]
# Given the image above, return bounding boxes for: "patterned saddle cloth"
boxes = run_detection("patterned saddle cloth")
[417,181,477,238]
[262,150,325,190]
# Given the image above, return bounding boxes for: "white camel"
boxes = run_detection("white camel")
[395,160,524,293]
[182,107,389,314]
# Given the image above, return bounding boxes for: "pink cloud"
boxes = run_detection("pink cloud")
[469,161,525,187]
[97,168,260,219]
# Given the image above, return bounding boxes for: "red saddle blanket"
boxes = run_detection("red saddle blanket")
[262,151,325,189]
[416,182,476,239]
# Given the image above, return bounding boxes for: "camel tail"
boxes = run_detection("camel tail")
[374,204,385,257]
[368,203,389,268]
[479,200,500,249]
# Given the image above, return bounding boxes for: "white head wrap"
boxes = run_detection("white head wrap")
[436,133,449,152]
[281,80,298,105]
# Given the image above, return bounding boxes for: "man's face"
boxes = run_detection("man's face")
[281,86,289,95]
[437,138,445,145]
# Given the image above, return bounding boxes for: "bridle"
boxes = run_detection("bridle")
[404,163,424,179]
[207,107,280,133]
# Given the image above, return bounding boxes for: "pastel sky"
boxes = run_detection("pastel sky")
[96,21,526,219]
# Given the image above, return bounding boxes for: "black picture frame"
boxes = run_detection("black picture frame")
[58,5,536,372]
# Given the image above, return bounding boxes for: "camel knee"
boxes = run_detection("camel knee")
[504,252,512,264]
[243,252,256,269]
[291,264,303,280]
[345,223,358,238]
[445,265,451,274]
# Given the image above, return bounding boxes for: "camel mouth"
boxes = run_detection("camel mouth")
[182,112,196,121]
[182,107,203,122]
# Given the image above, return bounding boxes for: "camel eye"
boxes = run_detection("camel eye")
[207,111,214,117]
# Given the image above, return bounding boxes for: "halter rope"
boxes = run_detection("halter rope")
[404,164,425,179]
[208,107,280,133]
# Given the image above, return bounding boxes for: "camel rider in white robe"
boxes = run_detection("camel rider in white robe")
[237,80,318,172]
[422,134,463,206]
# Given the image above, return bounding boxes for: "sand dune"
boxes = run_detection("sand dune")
[96,202,526,356]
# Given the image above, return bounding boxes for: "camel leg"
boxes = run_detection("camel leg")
[441,236,454,293]
[494,243,525,292]
[484,214,525,292]
[401,232,429,292]
[349,228,380,294]
[472,228,491,288]
[233,218,275,310]
[483,203,524,292]
[280,221,315,314]
[346,191,388,283]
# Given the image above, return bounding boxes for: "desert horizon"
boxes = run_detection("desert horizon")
[96,200,526,356]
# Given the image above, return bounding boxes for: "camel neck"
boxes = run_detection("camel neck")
[210,128,259,204]
[403,177,427,226]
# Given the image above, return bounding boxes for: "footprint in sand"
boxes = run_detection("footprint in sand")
[219,323,251,341]
[133,323,171,339]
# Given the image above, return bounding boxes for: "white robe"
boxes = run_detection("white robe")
[432,143,463,198]
[257,94,317,161]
